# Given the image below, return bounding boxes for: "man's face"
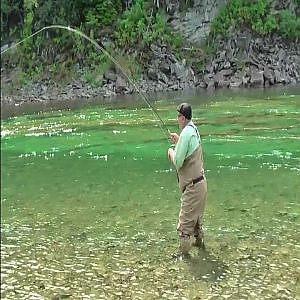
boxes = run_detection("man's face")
[177,114,185,130]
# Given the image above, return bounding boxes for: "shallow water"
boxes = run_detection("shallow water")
[1,89,300,299]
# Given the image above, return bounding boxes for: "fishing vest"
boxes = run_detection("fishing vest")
[177,145,205,192]
[177,122,205,192]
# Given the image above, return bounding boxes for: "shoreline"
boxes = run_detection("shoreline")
[1,82,299,119]
[2,33,299,114]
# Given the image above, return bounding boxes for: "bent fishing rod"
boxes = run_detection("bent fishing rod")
[1,25,171,141]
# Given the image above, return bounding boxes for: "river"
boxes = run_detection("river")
[1,86,300,299]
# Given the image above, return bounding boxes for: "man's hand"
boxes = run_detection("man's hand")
[169,132,179,144]
[167,148,174,162]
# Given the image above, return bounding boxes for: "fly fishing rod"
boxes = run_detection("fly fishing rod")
[1,25,171,142]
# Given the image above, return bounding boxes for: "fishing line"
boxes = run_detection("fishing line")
[1,25,171,142]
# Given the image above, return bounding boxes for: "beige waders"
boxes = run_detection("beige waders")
[177,146,207,254]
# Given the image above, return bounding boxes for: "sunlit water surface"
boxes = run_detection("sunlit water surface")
[1,88,300,299]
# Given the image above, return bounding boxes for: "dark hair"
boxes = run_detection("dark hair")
[177,103,192,119]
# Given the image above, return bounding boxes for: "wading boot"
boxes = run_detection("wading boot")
[192,235,205,249]
[179,235,192,255]
[172,235,192,261]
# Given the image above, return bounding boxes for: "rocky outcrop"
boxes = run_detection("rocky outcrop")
[146,44,196,87]
[1,31,299,108]
[0,42,198,107]
[199,29,300,89]
[1,0,299,107]
[169,0,226,43]
[165,0,300,89]
[101,43,197,94]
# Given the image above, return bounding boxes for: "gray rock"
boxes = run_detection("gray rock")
[1,44,9,52]
[229,78,243,88]
[197,81,207,88]
[218,80,230,88]
[213,72,224,87]
[169,84,179,90]
[158,71,169,84]
[160,62,171,75]
[223,61,231,69]
[203,73,214,85]
[104,70,117,82]
[264,67,275,85]
[172,62,187,80]
[229,71,245,87]
[40,95,49,100]
[274,69,287,84]
[220,69,233,77]
[169,0,226,44]
[242,74,250,86]
[250,68,264,86]
[115,75,127,93]
[147,68,158,81]
[207,80,215,90]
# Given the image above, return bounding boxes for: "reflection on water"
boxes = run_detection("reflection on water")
[1,87,300,299]
[1,84,300,119]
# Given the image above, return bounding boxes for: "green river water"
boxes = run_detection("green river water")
[1,87,300,299]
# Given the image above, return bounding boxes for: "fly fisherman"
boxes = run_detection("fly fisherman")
[167,103,207,257]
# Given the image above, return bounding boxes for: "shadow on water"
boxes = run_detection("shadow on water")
[187,249,227,282]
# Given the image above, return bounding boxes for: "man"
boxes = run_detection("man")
[167,103,207,256]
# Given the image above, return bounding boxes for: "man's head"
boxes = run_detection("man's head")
[177,103,192,129]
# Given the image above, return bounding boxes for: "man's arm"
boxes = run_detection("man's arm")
[168,130,189,169]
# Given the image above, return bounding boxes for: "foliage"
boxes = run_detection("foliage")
[22,0,38,50]
[82,68,104,87]
[115,0,147,46]
[0,0,23,43]
[1,0,299,85]
[278,9,300,40]
[115,0,183,50]
[115,52,143,81]
[211,0,299,39]
[15,69,30,86]
[85,0,121,28]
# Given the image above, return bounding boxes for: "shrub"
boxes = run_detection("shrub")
[115,0,183,50]
[210,0,299,39]
[279,9,300,40]
[85,0,121,28]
